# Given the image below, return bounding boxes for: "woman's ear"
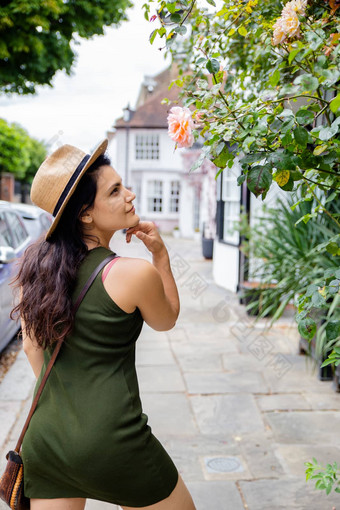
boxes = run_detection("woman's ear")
[80,207,93,224]
[80,214,93,224]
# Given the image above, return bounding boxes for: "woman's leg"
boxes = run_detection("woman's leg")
[121,474,196,510]
[30,498,86,510]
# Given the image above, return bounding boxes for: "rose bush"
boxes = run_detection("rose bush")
[144,0,340,494]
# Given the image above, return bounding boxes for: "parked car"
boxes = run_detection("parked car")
[0,202,53,352]
[0,201,53,240]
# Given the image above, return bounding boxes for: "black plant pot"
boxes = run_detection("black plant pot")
[202,237,213,259]
[333,364,340,393]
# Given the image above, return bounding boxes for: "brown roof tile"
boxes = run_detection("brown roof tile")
[115,66,182,129]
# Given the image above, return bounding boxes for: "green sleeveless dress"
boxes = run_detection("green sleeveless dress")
[22,247,178,507]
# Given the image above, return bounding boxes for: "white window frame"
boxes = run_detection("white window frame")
[135,134,160,160]
[147,180,163,213]
[221,162,241,245]
[170,180,180,213]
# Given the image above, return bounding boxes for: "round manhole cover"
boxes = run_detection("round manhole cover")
[206,457,241,473]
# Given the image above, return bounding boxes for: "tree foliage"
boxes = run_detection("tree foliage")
[0,119,47,182]
[0,0,132,95]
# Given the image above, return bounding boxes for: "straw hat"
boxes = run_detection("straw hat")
[31,139,108,240]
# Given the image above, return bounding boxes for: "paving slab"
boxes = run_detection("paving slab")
[0,358,35,401]
[86,500,118,510]
[135,347,176,366]
[184,371,268,394]
[190,395,265,435]
[239,478,339,509]
[256,393,312,412]
[0,401,22,457]
[140,393,198,436]
[238,432,286,479]
[187,481,245,510]
[265,410,340,444]
[263,361,334,393]
[274,444,340,477]
[161,435,240,482]
[172,343,225,372]
[303,391,340,410]
[136,365,185,392]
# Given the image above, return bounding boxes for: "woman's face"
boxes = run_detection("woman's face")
[84,165,139,235]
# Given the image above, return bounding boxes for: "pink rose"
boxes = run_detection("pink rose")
[167,106,194,148]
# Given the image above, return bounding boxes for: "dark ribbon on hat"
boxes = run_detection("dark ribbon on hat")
[53,154,91,217]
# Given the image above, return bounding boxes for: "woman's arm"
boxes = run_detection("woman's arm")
[21,317,44,379]
[104,222,180,331]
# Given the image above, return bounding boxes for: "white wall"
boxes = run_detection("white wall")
[179,180,195,237]
[212,240,239,293]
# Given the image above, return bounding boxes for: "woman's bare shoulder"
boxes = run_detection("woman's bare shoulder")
[103,256,162,314]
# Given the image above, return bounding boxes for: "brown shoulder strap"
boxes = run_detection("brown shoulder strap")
[14,253,117,453]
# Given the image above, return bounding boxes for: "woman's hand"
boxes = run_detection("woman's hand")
[125,221,166,256]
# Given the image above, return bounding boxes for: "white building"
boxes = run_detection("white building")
[107,68,214,237]
[212,154,287,293]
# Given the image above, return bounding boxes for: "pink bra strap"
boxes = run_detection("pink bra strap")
[102,256,121,282]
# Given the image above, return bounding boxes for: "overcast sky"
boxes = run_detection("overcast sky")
[0,0,170,157]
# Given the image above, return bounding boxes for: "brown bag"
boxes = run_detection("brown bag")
[0,254,117,510]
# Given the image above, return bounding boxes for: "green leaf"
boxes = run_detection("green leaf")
[313,145,328,156]
[288,47,302,64]
[294,126,309,147]
[306,284,318,297]
[149,29,158,44]
[269,69,280,87]
[273,170,290,187]
[206,0,216,5]
[311,290,326,308]
[326,242,339,255]
[212,145,233,168]
[296,109,314,126]
[166,2,177,13]
[206,58,220,74]
[174,25,187,35]
[318,124,339,141]
[294,74,319,92]
[330,93,340,113]
[170,12,182,23]
[298,318,317,341]
[238,25,247,37]
[326,321,340,341]
[237,174,246,185]
[328,279,340,294]
[279,174,294,191]
[247,164,272,198]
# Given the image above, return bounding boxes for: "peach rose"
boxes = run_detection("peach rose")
[167,107,194,148]
[281,10,300,38]
[282,0,307,17]
[272,18,287,45]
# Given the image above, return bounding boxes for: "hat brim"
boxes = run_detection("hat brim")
[45,139,108,240]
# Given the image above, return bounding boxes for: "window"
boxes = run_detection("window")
[5,212,28,248]
[221,162,241,244]
[170,181,180,213]
[135,134,160,160]
[0,213,12,247]
[147,180,163,212]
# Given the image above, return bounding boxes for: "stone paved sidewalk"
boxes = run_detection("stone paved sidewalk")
[1,233,339,510]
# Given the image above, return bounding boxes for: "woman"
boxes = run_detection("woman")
[12,139,196,510]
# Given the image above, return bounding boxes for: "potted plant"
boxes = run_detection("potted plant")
[202,222,214,259]
[193,227,200,241]
[173,226,180,238]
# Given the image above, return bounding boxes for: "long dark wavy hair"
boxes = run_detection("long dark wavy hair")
[11,153,111,350]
